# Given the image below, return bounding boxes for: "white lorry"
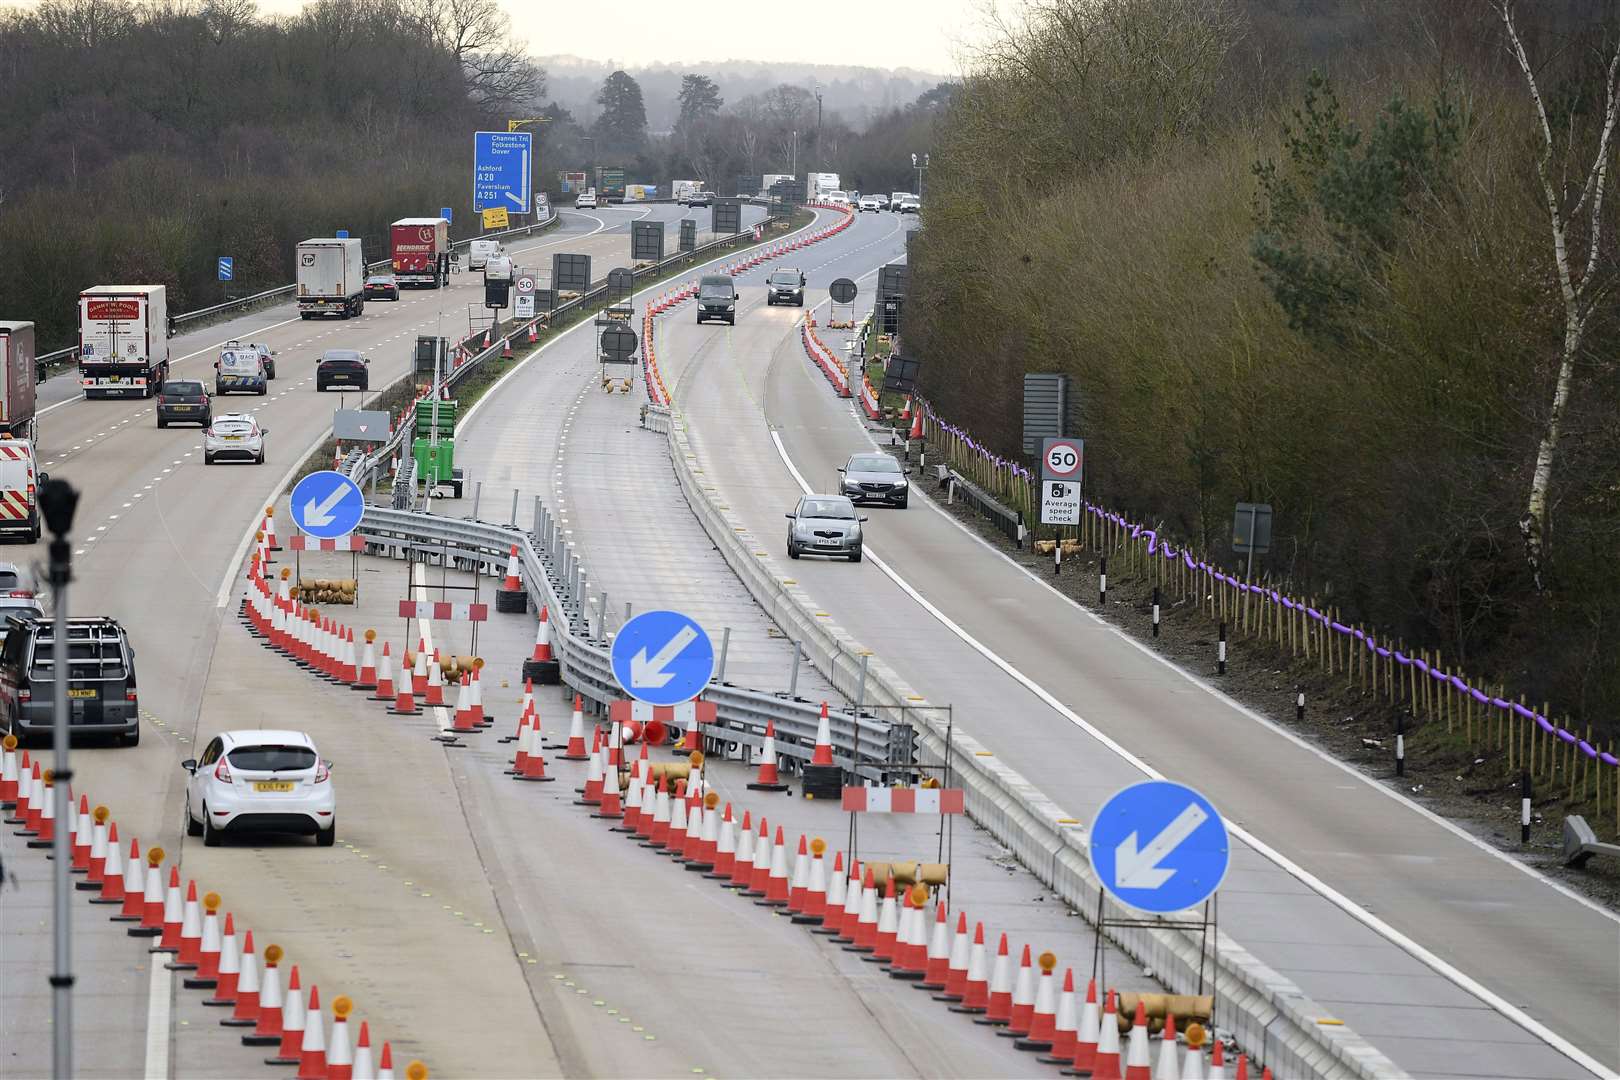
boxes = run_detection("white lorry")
[467,239,502,271]
[810,173,842,200]
[78,285,169,398]
[296,238,367,319]
[673,180,704,204]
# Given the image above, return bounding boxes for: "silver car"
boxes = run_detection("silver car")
[786,495,866,562]
[838,452,910,508]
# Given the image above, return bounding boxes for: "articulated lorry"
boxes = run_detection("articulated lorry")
[390,218,450,288]
[78,285,169,399]
[0,322,38,439]
[296,237,367,319]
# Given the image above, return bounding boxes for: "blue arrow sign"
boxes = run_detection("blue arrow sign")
[610,610,715,706]
[440,206,454,224]
[288,471,365,540]
[217,257,234,281]
[335,229,349,239]
[473,131,532,213]
[1089,780,1230,914]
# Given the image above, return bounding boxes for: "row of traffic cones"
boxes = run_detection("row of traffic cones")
[800,323,851,395]
[524,710,1261,1080]
[897,395,925,441]
[0,736,422,1080]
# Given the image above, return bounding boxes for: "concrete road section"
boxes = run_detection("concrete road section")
[649,212,1619,1077]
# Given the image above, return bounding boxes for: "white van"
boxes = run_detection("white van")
[468,240,501,271]
[0,438,41,542]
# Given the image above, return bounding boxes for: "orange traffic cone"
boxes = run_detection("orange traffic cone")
[950,922,990,1013]
[222,929,259,1023]
[742,816,772,896]
[936,911,970,999]
[352,1022,375,1080]
[501,545,522,591]
[1090,990,1123,1080]
[326,996,354,1080]
[70,793,92,871]
[1065,978,1101,1075]
[1040,969,1080,1064]
[560,695,588,759]
[354,631,378,691]
[1154,1012,1180,1080]
[166,879,203,970]
[746,720,788,791]
[153,866,184,952]
[1016,951,1060,1050]
[828,857,861,940]
[910,405,924,440]
[920,902,951,988]
[594,753,623,818]
[82,805,110,887]
[91,821,125,905]
[725,809,754,886]
[267,965,304,1063]
[786,834,810,912]
[411,639,428,695]
[870,877,900,960]
[296,985,326,1079]
[811,701,834,766]
[1123,999,1152,1080]
[204,913,240,1005]
[424,652,445,707]
[515,716,553,782]
[373,642,396,702]
[129,849,166,937]
[707,803,737,879]
[182,891,224,988]
[1001,944,1036,1036]
[243,945,286,1044]
[846,867,879,952]
[532,608,554,662]
[978,933,1013,1024]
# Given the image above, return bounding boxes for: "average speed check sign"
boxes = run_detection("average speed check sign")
[515,274,536,318]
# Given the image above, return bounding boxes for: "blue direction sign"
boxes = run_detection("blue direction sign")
[1089,780,1230,914]
[335,229,349,238]
[440,206,454,224]
[288,471,365,540]
[217,257,234,281]
[610,610,715,707]
[473,131,533,213]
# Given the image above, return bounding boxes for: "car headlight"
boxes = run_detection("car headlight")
[894,479,908,489]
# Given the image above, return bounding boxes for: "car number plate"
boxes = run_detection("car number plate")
[67,688,96,699]
[108,376,121,383]
[254,781,294,792]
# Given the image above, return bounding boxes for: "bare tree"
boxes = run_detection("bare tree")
[407,0,540,108]
[1499,1,1620,589]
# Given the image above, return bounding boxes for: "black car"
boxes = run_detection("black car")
[364,273,400,300]
[687,191,715,208]
[156,380,211,428]
[696,275,737,325]
[0,615,139,746]
[316,349,369,392]
[767,269,806,306]
[838,452,911,508]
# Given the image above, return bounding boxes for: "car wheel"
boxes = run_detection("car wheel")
[359,380,368,391]
[300,313,311,320]
[316,383,326,392]
[202,805,221,847]
[205,453,215,465]
[185,795,201,837]
[727,316,735,325]
[259,386,268,396]
[850,546,863,563]
[316,821,336,847]
[256,451,265,465]
[157,418,167,429]
[122,726,139,747]
[787,542,800,559]
[897,497,908,509]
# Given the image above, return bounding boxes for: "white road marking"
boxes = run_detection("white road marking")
[767,429,1608,1078]
[143,958,171,1079]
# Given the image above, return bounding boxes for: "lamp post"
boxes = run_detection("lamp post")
[911,152,930,200]
[791,129,797,178]
[40,477,80,1080]
[815,89,823,174]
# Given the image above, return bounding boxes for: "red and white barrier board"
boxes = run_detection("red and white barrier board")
[289,535,366,551]
[841,787,965,814]
[397,600,490,621]
[608,699,718,724]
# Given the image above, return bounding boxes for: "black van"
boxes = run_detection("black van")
[0,616,139,746]
[696,274,737,325]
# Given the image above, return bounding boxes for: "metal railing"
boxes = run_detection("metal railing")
[941,466,1026,546]
[33,211,563,373]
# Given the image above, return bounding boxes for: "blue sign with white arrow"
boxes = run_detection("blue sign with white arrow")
[473,131,532,213]
[288,470,365,540]
[440,206,454,224]
[1089,780,1230,914]
[610,610,715,706]
[217,257,234,281]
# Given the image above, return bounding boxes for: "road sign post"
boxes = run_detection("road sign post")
[1039,437,1084,527]
[474,130,534,214]
[289,471,365,540]
[514,272,537,319]
[217,256,234,282]
[610,610,715,706]
[1090,780,1230,914]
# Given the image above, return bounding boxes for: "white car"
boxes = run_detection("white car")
[890,191,911,211]
[898,196,921,214]
[824,191,851,206]
[183,729,336,846]
[857,195,883,213]
[204,413,266,465]
[576,190,598,209]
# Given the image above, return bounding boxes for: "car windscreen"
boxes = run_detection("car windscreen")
[801,500,855,519]
[165,381,205,397]
[227,745,317,772]
[321,352,362,364]
[0,569,25,590]
[367,276,392,284]
[850,455,900,474]
[769,274,800,286]
[699,284,733,299]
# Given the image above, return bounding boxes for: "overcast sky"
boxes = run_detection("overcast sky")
[253,0,996,75]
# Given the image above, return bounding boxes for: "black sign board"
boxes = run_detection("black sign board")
[1022,373,1072,455]
[829,278,858,304]
[679,219,697,252]
[415,336,447,376]
[484,280,510,310]
[878,296,904,335]
[771,178,808,205]
[882,352,923,395]
[631,221,665,262]
[537,288,556,312]
[606,268,635,306]
[552,253,591,294]
[599,323,639,363]
[713,198,743,234]
[878,263,910,299]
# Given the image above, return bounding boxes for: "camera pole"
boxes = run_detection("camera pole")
[41,477,79,1080]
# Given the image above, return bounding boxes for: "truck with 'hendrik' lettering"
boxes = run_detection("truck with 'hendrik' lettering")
[296,238,367,319]
[0,322,37,439]
[78,285,169,399]
[390,218,450,288]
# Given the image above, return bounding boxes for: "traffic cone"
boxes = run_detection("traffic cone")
[1208,1039,1227,1080]
[204,914,241,1006]
[183,891,224,987]
[354,631,379,690]
[24,768,53,846]
[1016,951,1060,1050]
[264,507,280,552]
[82,805,110,887]
[644,776,671,847]
[153,866,184,952]
[899,397,911,425]
[1066,978,1100,1075]
[516,719,553,782]
[692,792,720,868]
[327,996,355,1080]
[411,640,428,695]
[378,1043,395,1080]
[847,867,879,951]
[527,321,538,344]
[743,817,772,896]
[224,930,260,1024]
[870,877,900,960]
[14,758,39,832]
[471,667,489,726]
[1000,944,1037,1036]
[811,701,834,766]
[813,850,844,926]
[92,822,126,905]
[70,794,92,872]
[746,720,788,791]
[978,934,1013,1025]
[389,661,419,714]
[920,903,951,988]
[1090,990,1123,1080]
[166,879,203,970]
[726,810,754,886]
[1123,999,1152,1080]
[617,760,643,825]
[373,642,396,701]
[532,609,554,662]
[935,911,970,999]
[1040,969,1080,1063]
[1181,1022,1208,1080]
[665,783,691,858]
[506,687,533,746]
[561,695,588,759]
[672,703,701,755]
[606,718,624,767]
[1154,1013,1179,1080]
[909,405,924,440]
[243,946,285,1043]
[0,734,18,806]
[760,826,791,905]
[501,544,522,591]
[452,674,475,730]
[595,754,623,818]
[891,884,930,978]
[797,838,829,921]
[296,985,327,1079]
[268,965,305,1063]
[706,803,736,878]
[578,732,605,804]
[950,922,990,1013]
[352,1022,376,1080]
[424,653,445,706]
[1232,1054,1248,1080]
[129,848,165,936]
[786,835,810,912]
[339,627,359,683]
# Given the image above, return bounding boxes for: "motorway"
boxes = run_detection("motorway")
[4,198,1618,1079]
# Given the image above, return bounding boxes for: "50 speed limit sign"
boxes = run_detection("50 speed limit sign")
[1041,437,1084,484]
